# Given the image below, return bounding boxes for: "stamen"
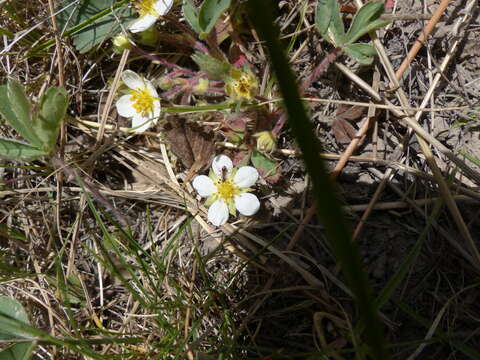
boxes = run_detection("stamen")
[130,87,154,116]
[216,180,238,201]
[137,0,158,16]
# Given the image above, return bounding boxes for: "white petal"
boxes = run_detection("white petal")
[145,81,159,98]
[116,95,136,117]
[152,99,161,120]
[146,81,161,119]
[129,14,158,33]
[234,193,260,216]
[131,113,151,133]
[212,155,233,178]
[234,166,259,188]
[192,175,216,197]
[154,0,174,15]
[208,200,229,226]
[122,70,144,90]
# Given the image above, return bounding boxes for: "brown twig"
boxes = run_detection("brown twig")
[394,0,451,82]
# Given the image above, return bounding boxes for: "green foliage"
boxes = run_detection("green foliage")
[0,297,36,360]
[315,0,389,64]
[182,0,232,38]
[1,83,39,147]
[0,80,68,161]
[344,43,377,65]
[183,0,202,34]
[56,0,135,53]
[251,150,280,183]
[35,87,69,152]
[315,0,345,47]
[346,1,389,44]
[0,138,48,161]
[191,52,231,80]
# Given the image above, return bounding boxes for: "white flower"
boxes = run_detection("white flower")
[129,0,174,33]
[192,155,261,226]
[116,70,161,133]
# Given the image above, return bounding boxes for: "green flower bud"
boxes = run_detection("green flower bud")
[193,78,209,94]
[254,131,276,153]
[138,26,160,47]
[112,33,133,53]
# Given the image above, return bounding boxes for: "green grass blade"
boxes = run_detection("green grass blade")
[245,1,389,358]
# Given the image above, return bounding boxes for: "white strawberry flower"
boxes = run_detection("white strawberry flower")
[116,70,161,133]
[192,155,261,226]
[129,0,174,33]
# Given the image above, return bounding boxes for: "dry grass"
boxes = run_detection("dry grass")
[1,0,480,359]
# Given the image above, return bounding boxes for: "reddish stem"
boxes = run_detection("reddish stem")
[131,45,196,75]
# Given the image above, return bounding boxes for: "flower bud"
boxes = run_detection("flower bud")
[254,131,276,153]
[193,78,209,94]
[138,27,160,47]
[112,33,133,53]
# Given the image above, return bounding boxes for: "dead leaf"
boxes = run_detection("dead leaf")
[163,116,215,181]
[331,118,357,146]
[336,104,364,121]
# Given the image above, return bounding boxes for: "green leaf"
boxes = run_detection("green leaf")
[315,0,345,46]
[344,43,376,64]
[198,0,232,35]
[251,150,279,182]
[0,342,36,360]
[345,1,389,44]
[1,82,41,147]
[33,87,68,152]
[182,0,202,34]
[56,0,135,54]
[0,138,48,161]
[0,297,36,360]
[192,52,231,80]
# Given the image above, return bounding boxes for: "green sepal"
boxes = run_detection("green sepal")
[208,169,219,181]
[205,194,216,207]
[228,200,236,216]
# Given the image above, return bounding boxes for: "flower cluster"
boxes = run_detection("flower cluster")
[192,155,260,226]
[116,70,160,133]
[129,0,174,33]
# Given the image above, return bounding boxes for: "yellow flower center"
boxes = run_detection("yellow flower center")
[225,69,258,102]
[130,87,155,116]
[216,180,238,202]
[136,0,158,16]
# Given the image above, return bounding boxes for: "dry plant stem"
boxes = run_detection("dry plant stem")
[96,49,130,143]
[47,0,66,254]
[350,0,480,264]
[368,167,476,266]
[287,69,380,250]
[394,0,451,82]
[336,62,480,184]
